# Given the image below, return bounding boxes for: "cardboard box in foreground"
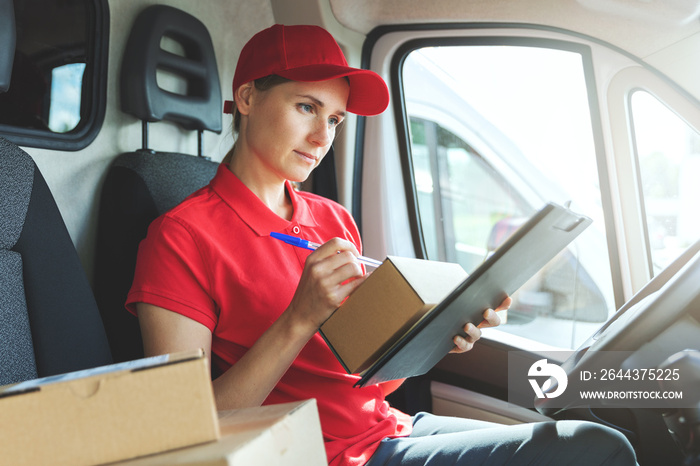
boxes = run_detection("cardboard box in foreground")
[321,256,468,374]
[0,349,219,465]
[115,399,327,466]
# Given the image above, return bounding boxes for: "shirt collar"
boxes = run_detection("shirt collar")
[210,164,318,236]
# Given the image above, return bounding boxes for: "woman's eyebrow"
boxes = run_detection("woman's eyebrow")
[297,94,347,118]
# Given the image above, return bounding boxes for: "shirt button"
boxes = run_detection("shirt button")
[292,225,300,235]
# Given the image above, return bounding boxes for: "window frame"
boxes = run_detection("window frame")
[628,88,700,275]
[0,0,109,151]
[608,67,700,293]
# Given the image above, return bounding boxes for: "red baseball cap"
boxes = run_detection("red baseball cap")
[223,24,389,116]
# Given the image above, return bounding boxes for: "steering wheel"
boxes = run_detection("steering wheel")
[536,239,700,416]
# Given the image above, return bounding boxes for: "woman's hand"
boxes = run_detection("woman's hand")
[285,237,368,333]
[449,296,512,354]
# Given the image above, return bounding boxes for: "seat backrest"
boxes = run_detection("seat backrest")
[0,136,39,385]
[93,5,221,363]
[0,139,113,386]
[0,0,112,386]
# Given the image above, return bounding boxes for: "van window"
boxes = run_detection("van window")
[0,0,107,150]
[630,91,700,274]
[409,117,530,272]
[400,41,614,349]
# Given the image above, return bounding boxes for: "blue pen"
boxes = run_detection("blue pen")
[270,232,383,268]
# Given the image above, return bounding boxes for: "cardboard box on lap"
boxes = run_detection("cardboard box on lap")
[320,256,469,374]
[0,349,219,466]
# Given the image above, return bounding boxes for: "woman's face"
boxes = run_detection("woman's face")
[239,77,350,184]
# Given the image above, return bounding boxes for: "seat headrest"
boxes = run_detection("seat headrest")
[120,5,222,133]
[0,0,16,93]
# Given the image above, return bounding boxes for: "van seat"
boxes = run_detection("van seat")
[94,5,221,363]
[0,0,112,385]
[0,139,113,386]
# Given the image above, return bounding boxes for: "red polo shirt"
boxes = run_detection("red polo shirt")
[126,164,411,465]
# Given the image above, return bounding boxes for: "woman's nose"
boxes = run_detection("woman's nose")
[310,119,333,147]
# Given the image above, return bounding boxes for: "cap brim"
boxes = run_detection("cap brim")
[278,64,389,116]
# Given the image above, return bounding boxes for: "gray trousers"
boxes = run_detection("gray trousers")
[365,412,638,465]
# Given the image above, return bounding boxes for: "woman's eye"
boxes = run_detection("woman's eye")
[298,103,313,113]
[329,117,340,127]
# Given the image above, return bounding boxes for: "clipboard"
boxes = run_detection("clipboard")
[355,202,591,387]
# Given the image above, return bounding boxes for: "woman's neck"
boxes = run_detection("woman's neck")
[227,156,294,221]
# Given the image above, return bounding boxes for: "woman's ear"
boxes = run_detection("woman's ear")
[234,81,255,116]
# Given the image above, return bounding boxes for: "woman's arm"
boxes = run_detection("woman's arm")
[137,237,367,411]
[137,301,316,409]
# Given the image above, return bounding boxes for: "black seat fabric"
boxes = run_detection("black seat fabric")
[0,138,113,385]
[94,152,218,362]
[0,137,37,385]
[94,5,221,363]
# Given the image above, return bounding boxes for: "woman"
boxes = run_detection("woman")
[127,24,636,465]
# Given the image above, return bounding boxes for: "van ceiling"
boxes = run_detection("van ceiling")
[329,0,700,60]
